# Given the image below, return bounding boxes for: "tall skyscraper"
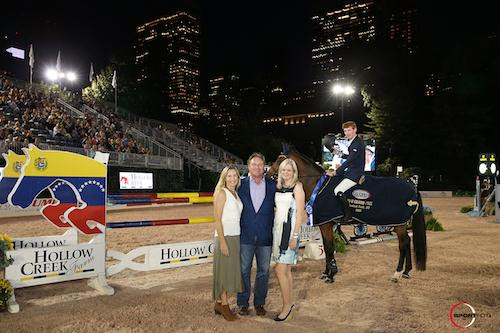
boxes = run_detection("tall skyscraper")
[209,75,240,143]
[135,11,200,124]
[389,8,418,54]
[311,1,376,88]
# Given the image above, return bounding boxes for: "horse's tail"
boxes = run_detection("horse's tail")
[412,192,427,271]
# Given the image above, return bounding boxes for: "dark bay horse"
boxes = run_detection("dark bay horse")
[268,151,427,283]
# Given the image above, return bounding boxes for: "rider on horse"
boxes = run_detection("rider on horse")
[323,121,366,222]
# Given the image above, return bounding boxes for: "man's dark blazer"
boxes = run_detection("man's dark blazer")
[238,176,276,246]
[336,135,366,182]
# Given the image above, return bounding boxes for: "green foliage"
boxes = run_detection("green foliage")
[401,167,421,179]
[426,218,444,231]
[334,231,347,253]
[454,190,475,197]
[376,157,399,176]
[460,205,474,213]
[0,279,13,310]
[0,233,14,269]
[83,66,114,103]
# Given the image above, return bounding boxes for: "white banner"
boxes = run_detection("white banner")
[299,224,321,242]
[119,172,153,190]
[107,240,215,276]
[13,229,78,250]
[6,242,105,288]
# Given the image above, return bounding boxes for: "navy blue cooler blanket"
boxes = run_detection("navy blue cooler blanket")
[313,175,418,226]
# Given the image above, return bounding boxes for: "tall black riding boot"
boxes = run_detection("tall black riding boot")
[336,192,352,222]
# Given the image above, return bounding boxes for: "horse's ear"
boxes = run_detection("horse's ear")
[282,142,290,155]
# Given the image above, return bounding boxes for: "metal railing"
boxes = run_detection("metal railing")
[82,104,110,122]
[57,99,85,118]
[0,141,183,170]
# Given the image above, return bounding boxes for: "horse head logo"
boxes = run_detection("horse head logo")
[7,145,107,235]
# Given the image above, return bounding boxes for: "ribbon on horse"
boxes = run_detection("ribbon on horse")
[305,173,328,226]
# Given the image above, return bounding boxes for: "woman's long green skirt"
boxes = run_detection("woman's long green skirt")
[212,235,243,300]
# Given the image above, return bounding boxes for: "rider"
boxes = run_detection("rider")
[325,121,365,222]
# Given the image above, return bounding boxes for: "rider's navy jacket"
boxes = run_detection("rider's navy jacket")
[336,135,366,182]
[238,176,276,246]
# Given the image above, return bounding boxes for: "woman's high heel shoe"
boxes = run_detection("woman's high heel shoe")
[274,304,295,322]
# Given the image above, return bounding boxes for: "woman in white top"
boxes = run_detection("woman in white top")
[272,158,306,322]
[212,166,244,321]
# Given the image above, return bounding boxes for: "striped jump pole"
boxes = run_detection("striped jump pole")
[107,217,214,229]
[108,192,214,206]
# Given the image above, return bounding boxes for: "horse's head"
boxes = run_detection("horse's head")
[0,150,27,204]
[269,151,325,200]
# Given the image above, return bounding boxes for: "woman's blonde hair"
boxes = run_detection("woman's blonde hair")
[277,158,299,189]
[214,165,241,195]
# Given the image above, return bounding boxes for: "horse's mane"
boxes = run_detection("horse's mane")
[290,150,325,175]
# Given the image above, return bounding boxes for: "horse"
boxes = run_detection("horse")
[6,144,107,234]
[268,151,427,283]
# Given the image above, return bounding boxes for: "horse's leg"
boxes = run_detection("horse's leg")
[402,226,412,278]
[319,222,338,283]
[391,225,410,282]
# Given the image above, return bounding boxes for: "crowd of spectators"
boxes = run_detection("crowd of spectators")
[181,131,237,164]
[0,75,150,155]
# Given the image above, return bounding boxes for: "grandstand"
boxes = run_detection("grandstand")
[0,74,246,192]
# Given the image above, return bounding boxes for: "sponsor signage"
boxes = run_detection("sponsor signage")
[119,172,153,190]
[299,225,320,242]
[6,242,105,288]
[147,240,215,269]
[13,229,78,250]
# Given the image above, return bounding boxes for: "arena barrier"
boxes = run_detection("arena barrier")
[2,147,114,313]
[104,221,320,277]
[106,239,216,276]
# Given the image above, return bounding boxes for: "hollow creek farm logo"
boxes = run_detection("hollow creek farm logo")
[20,247,96,277]
[449,301,492,329]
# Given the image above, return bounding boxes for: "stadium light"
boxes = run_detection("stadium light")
[45,68,59,82]
[331,83,356,126]
[45,68,78,84]
[344,85,355,95]
[332,84,344,95]
[66,72,77,82]
[478,153,496,176]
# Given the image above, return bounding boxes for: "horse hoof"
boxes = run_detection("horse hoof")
[320,272,328,280]
[402,273,410,279]
[324,276,335,283]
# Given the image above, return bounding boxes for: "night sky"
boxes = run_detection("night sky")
[0,1,496,91]
[1,1,312,90]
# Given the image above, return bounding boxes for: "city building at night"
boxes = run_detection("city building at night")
[209,74,240,143]
[135,11,201,127]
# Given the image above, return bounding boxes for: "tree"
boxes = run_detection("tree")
[82,66,114,103]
